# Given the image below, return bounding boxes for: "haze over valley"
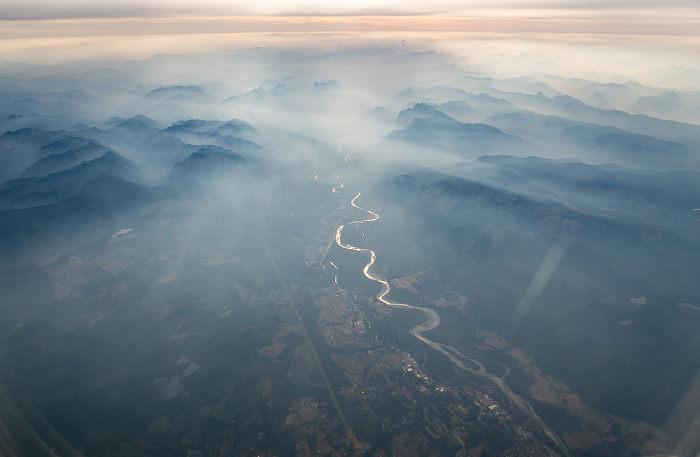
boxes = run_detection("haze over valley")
[1,19,700,457]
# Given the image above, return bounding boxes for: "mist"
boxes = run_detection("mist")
[1,37,699,457]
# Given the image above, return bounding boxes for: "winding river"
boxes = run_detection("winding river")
[334,192,569,456]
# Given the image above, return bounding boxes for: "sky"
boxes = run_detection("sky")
[1,0,699,86]
[2,0,700,20]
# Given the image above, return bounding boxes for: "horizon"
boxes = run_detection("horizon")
[2,16,700,90]
[2,1,700,90]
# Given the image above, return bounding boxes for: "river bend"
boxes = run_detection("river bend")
[334,192,569,456]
